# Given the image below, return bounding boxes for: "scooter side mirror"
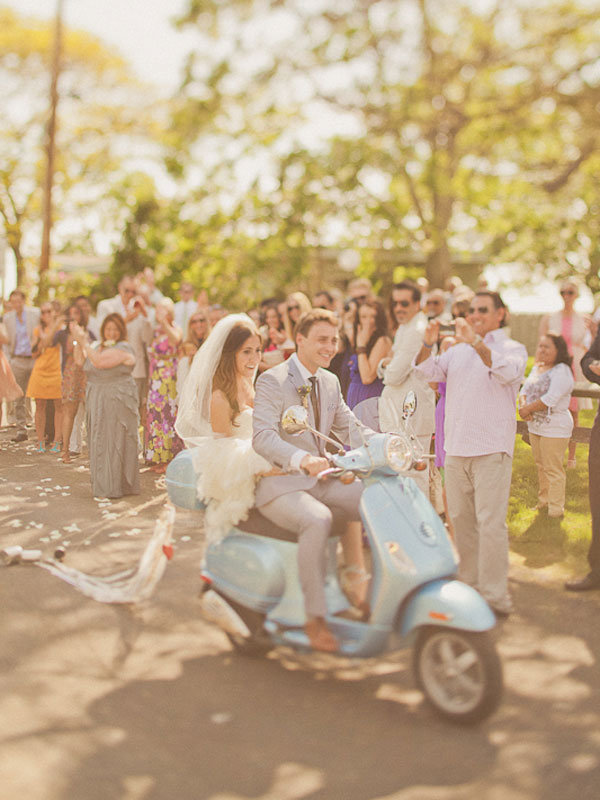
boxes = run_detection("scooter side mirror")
[281,405,309,435]
[402,391,417,418]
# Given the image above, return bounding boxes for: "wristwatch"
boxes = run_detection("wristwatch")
[471,334,483,347]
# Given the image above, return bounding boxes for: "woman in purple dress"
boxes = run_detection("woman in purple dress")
[346,298,391,417]
[145,298,184,473]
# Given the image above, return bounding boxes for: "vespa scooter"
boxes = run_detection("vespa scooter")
[166,393,502,724]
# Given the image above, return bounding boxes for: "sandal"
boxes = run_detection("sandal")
[340,565,371,614]
[61,451,71,464]
[49,441,61,453]
[37,441,46,453]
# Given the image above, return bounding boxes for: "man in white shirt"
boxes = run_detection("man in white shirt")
[378,281,435,497]
[174,282,198,333]
[96,276,137,327]
[415,291,527,616]
[0,290,40,440]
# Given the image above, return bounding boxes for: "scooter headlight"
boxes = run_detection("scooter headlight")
[385,434,413,473]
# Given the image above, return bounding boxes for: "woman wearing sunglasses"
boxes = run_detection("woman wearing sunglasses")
[282,292,311,341]
[539,280,592,468]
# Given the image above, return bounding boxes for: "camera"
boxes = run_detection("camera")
[438,322,456,334]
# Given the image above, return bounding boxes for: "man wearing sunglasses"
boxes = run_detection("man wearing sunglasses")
[378,281,436,498]
[414,290,527,617]
[96,275,138,328]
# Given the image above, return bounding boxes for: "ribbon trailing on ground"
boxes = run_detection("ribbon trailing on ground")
[2,504,175,604]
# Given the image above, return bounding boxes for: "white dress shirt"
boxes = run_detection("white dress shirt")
[415,328,527,458]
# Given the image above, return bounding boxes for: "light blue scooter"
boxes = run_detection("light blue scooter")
[166,393,502,724]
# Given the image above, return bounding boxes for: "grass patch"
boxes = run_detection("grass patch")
[508,409,594,577]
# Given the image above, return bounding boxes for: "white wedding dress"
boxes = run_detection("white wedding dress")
[175,313,272,543]
[191,408,271,542]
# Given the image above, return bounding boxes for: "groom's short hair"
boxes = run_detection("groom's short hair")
[295,308,338,341]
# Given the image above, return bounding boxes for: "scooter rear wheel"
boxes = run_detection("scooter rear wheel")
[413,626,502,724]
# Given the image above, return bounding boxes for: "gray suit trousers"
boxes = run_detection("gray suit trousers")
[258,478,363,618]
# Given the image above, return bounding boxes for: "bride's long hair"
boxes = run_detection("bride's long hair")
[212,319,260,423]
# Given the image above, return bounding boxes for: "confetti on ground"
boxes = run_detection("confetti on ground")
[39,537,50,543]
[108,532,121,538]
[27,522,43,529]
[61,493,70,497]
[210,712,233,725]
[180,535,191,542]
[83,540,91,546]
[62,540,70,546]
[40,478,52,482]
[49,531,62,540]
[76,466,88,472]
[102,512,118,520]
[0,505,8,512]
[64,523,81,533]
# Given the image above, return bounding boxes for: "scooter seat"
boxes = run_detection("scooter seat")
[236,508,346,543]
[237,509,297,542]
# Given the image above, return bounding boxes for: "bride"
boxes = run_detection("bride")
[176,314,272,541]
[176,312,369,612]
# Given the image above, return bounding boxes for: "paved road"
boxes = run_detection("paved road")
[1,429,599,800]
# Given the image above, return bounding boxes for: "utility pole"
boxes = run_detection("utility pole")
[38,0,64,302]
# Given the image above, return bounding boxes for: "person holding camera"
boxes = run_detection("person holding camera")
[414,291,527,616]
[378,280,436,497]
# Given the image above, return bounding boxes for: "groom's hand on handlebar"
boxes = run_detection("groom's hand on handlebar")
[300,455,330,477]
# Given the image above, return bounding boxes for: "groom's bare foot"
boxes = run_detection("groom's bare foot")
[304,617,339,652]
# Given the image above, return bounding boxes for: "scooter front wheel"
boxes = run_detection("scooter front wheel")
[413,626,502,724]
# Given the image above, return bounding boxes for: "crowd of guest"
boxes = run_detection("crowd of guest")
[1,269,600,603]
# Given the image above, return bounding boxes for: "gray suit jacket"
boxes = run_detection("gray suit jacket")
[2,308,40,356]
[252,358,370,506]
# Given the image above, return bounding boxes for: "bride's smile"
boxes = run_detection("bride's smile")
[235,336,262,378]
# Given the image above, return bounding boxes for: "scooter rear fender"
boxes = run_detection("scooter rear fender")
[398,579,496,638]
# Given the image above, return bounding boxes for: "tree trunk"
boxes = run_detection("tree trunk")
[425,240,452,289]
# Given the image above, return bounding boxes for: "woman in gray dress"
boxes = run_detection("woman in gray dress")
[72,313,140,498]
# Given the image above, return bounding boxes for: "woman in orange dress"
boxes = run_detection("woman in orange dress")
[26,302,63,452]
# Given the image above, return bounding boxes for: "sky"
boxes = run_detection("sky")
[6,0,196,91]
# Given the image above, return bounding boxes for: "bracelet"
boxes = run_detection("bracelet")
[356,347,367,354]
[422,341,434,349]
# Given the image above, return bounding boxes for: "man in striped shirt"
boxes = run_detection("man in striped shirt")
[415,291,527,617]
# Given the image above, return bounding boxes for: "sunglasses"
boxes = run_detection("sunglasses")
[560,290,576,296]
[468,306,491,315]
[393,300,411,308]
[287,305,300,312]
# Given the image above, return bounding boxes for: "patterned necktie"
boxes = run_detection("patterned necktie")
[309,376,320,431]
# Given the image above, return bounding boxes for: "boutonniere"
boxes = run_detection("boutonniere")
[102,339,116,348]
[297,383,312,410]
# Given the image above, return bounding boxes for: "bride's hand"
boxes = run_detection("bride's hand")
[260,466,286,477]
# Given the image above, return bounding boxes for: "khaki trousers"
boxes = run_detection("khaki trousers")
[529,433,569,516]
[445,452,513,612]
[259,478,363,619]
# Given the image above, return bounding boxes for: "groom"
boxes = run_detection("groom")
[253,308,371,652]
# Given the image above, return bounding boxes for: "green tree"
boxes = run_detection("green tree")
[170,0,600,288]
[0,6,161,291]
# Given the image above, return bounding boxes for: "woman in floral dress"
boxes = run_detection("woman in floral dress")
[145,298,184,473]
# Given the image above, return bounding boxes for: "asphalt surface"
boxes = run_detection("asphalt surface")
[1,426,599,800]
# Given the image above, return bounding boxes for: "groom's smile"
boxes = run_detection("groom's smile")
[296,321,339,374]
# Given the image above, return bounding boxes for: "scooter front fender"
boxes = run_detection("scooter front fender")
[398,579,496,638]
